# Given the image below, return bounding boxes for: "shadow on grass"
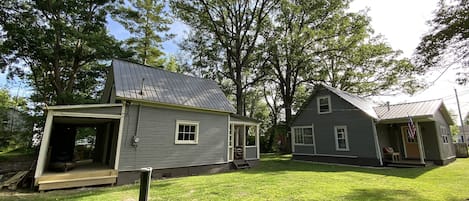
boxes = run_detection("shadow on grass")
[343,188,424,201]
[243,154,439,179]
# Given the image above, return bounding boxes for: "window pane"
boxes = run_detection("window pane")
[304,136,313,144]
[320,105,329,112]
[190,125,195,132]
[184,125,190,132]
[319,98,328,105]
[184,133,190,140]
[178,133,184,140]
[189,133,195,140]
[304,128,313,136]
[179,125,184,132]
[338,139,346,149]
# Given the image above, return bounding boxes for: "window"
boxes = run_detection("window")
[317,96,331,114]
[246,126,256,146]
[293,127,314,145]
[175,120,199,144]
[334,126,349,151]
[440,126,449,144]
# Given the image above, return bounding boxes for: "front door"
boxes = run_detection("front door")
[401,126,420,159]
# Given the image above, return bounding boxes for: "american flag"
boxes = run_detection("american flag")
[407,115,417,139]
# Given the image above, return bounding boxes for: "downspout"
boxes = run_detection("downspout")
[371,119,383,166]
[132,103,142,169]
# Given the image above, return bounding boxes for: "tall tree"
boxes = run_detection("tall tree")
[264,0,420,126]
[0,0,131,105]
[171,0,277,115]
[415,0,468,84]
[112,0,173,66]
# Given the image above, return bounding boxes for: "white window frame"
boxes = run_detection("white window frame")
[174,120,199,144]
[440,126,449,144]
[317,95,332,114]
[293,126,314,145]
[334,125,349,151]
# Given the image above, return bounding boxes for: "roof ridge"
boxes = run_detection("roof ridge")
[113,58,217,84]
[375,98,443,108]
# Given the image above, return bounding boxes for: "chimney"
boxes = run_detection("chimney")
[139,78,145,95]
[386,101,390,111]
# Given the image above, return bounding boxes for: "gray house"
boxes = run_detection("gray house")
[33,59,260,191]
[292,84,455,167]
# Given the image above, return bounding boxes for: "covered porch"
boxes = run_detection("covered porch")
[34,104,125,191]
[376,118,441,167]
[229,114,261,166]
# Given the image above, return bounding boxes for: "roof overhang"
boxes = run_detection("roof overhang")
[46,103,123,110]
[376,115,434,124]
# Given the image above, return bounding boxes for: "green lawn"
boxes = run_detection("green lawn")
[2,154,469,201]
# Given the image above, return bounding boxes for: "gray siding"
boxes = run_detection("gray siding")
[245,147,257,159]
[294,145,315,154]
[434,110,455,159]
[293,88,378,159]
[419,122,442,160]
[119,104,229,171]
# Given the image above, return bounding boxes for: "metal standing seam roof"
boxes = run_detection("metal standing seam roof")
[321,84,379,119]
[112,59,236,113]
[373,99,444,120]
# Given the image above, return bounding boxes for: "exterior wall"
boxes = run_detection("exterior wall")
[419,122,442,161]
[119,104,229,171]
[433,110,456,160]
[292,88,379,166]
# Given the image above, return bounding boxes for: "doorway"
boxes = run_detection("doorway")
[401,126,420,159]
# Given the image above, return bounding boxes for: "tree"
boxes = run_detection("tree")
[112,0,173,67]
[0,89,31,150]
[264,0,420,127]
[415,0,469,84]
[171,0,277,115]
[0,0,131,105]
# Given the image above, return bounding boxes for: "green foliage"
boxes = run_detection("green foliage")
[164,55,185,73]
[112,0,173,67]
[171,0,277,115]
[450,125,460,136]
[415,0,468,84]
[0,0,132,105]
[0,89,32,150]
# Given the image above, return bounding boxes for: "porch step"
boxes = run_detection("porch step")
[37,169,117,191]
[233,160,251,169]
[385,161,432,168]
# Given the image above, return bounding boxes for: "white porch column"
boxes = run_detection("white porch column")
[416,122,425,164]
[114,102,127,170]
[243,124,246,159]
[34,110,55,179]
[256,124,260,159]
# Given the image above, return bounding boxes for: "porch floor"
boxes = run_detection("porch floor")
[37,160,117,191]
[384,159,433,168]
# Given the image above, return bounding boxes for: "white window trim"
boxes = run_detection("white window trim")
[334,125,349,151]
[440,125,449,144]
[293,126,314,145]
[174,120,199,145]
[317,95,332,114]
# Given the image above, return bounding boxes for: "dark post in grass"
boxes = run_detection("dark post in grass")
[139,167,152,201]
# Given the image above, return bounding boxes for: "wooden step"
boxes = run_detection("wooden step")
[38,175,116,191]
[38,169,117,183]
[233,160,251,169]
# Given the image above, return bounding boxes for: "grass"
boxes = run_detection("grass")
[0,147,35,162]
[2,154,469,201]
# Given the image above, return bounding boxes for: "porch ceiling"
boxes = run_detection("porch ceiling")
[53,116,116,125]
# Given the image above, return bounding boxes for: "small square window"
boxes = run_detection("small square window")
[317,96,331,114]
[175,120,199,144]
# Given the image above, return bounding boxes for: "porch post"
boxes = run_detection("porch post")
[35,110,54,179]
[243,124,246,159]
[256,124,260,159]
[416,122,425,164]
[114,102,127,170]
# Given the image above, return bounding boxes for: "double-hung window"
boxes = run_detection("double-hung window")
[317,96,331,114]
[334,126,349,151]
[293,127,314,145]
[440,126,449,144]
[175,120,199,144]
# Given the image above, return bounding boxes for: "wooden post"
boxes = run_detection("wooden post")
[139,167,152,201]
[256,124,260,159]
[35,110,54,179]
